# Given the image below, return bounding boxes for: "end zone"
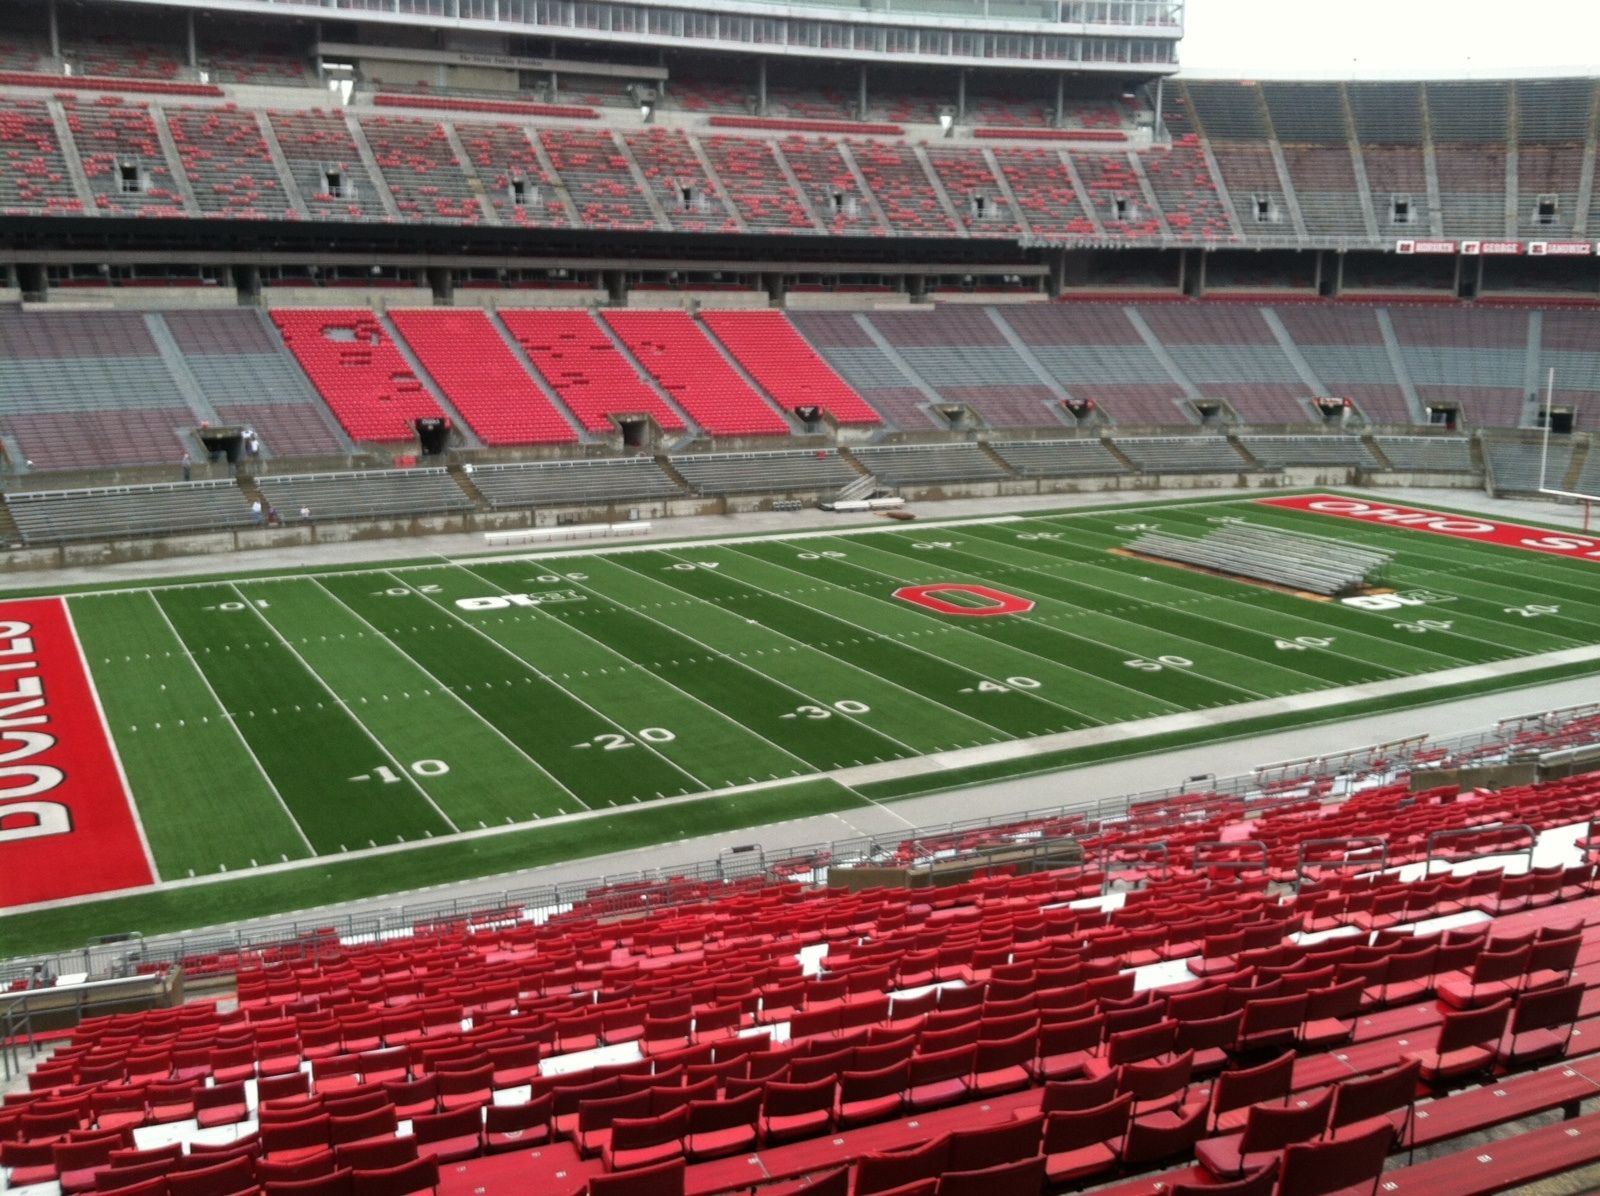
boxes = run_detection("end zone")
[0,598,155,908]
[1257,494,1600,564]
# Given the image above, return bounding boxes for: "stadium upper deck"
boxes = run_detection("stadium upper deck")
[0,0,1591,261]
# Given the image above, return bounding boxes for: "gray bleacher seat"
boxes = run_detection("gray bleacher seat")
[1374,436,1477,472]
[1238,436,1379,469]
[850,444,1007,485]
[1112,436,1248,473]
[1482,438,1574,496]
[256,469,472,520]
[470,458,682,509]
[6,480,251,544]
[672,451,857,495]
[990,440,1129,477]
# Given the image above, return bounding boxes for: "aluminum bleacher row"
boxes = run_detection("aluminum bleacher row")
[671,451,858,496]
[254,471,473,522]
[469,460,683,510]
[1126,522,1393,597]
[3,480,251,542]
[0,74,1598,241]
[6,768,1600,1196]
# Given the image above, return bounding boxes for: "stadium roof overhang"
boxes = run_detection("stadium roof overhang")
[81,0,1183,75]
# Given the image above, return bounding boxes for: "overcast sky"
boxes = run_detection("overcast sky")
[1178,0,1600,78]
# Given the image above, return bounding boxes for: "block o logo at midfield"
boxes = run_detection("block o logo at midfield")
[892,584,1036,617]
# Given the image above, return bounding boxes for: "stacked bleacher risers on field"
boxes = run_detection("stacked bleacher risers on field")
[468,459,684,510]
[253,469,473,521]
[4,479,251,543]
[1127,522,1393,596]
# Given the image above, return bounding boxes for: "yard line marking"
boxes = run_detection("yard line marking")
[939,522,1405,690]
[867,526,1282,702]
[142,591,315,857]
[11,637,1600,920]
[226,582,462,834]
[393,574,700,797]
[556,553,1004,748]
[993,515,1469,672]
[728,541,1170,719]
[676,541,1110,728]
[1128,505,1590,660]
[309,577,588,814]
[18,516,1029,602]
[431,564,818,780]
[61,598,162,883]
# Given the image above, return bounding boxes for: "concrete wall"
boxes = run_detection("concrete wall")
[625,290,769,310]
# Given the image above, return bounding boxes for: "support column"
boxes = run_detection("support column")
[603,269,626,305]
[186,11,197,71]
[858,65,868,122]
[47,0,59,60]
[757,58,767,116]
[1154,78,1165,140]
[1055,74,1065,128]
[957,68,967,124]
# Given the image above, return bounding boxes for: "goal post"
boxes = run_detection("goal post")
[1537,367,1596,529]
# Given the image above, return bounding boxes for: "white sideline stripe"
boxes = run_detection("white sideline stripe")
[60,597,162,884]
[23,515,1030,602]
[448,514,1027,570]
[7,637,1600,920]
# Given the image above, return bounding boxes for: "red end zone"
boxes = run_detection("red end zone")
[1257,494,1600,565]
[0,598,153,908]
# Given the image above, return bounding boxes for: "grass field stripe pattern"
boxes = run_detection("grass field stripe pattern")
[307,576,608,815]
[71,592,313,874]
[425,563,826,780]
[963,519,1469,678]
[639,542,1106,735]
[1030,510,1544,668]
[451,561,923,769]
[717,541,1177,723]
[11,491,1600,916]
[540,553,1013,755]
[956,522,1430,684]
[1205,508,1600,660]
[228,581,465,838]
[381,571,709,800]
[280,577,583,826]
[143,589,314,860]
[748,531,1275,711]
[822,530,1321,702]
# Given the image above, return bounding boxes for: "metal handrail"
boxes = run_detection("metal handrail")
[1192,839,1269,879]
[1295,836,1389,891]
[1425,823,1536,875]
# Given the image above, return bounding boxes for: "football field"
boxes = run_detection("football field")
[6,490,1600,949]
